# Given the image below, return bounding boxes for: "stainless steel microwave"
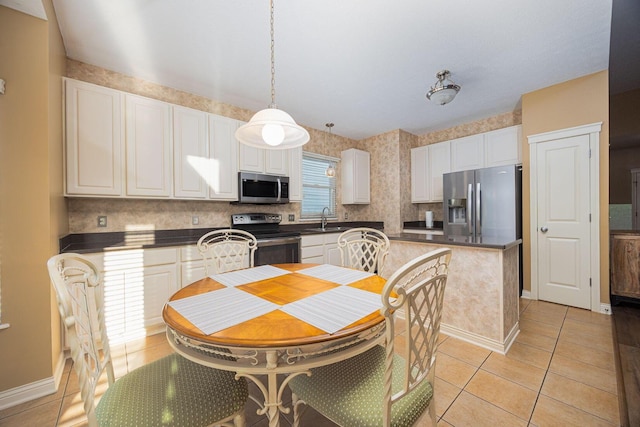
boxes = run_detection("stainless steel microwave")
[237,172,289,204]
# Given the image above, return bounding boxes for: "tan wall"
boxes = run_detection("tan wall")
[45,0,69,378]
[0,4,64,392]
[521,70,609,303]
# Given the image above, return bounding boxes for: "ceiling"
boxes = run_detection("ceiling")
[7,0,616,140]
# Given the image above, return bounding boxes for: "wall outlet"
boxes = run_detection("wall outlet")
[344,212,349,220]
[97,216,107,227]
[288,214,295,221]
[192,216,199,225]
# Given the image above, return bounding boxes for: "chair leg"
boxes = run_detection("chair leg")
[291,392,307,427]
[233,411,246,427]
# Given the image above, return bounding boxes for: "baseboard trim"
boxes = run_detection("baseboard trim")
[0,376,57,411]
[600,303,612,315]
[441,322,519,355]
[521,290,532,299]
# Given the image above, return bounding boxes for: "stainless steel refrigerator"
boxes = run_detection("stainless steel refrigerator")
[443,164,522,240]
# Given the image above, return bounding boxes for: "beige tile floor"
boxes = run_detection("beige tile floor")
[0,298,620,426]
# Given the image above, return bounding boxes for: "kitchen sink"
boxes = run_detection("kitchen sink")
[305,227,348,233]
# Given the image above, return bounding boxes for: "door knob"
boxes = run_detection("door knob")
[540,226,548,233]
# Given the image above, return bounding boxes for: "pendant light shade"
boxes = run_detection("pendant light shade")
[235,0,310,149]
[236,108,309,149]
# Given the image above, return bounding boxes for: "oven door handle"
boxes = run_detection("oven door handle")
[256,236,301,247]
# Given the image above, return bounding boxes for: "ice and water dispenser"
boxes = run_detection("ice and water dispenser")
[447,198,467,224]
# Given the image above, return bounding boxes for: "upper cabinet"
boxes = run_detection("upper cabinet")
[287,147,303,202]
[173,105,208,199]
[450,125,522,172]
[484,126,522,167]
[238,143,288,176]
[125,94,172,197]
[64,78,244,202]
[341,148,370,204]
[411,141,451,203]
[208,115,239,200]
[64,78,124,196]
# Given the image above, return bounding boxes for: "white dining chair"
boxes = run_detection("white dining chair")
[337,227,390,274]
[47,253,249,427]
[289,247,452,427]
[197,229,258,276]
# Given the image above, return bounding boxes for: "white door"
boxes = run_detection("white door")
[530,123,599,309]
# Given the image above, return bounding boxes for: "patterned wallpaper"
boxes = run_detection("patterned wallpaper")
[65,60,521,233]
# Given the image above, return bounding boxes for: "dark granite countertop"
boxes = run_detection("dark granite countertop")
[387,232,522,250]
[403,220,444,232]
[59,221,384,253]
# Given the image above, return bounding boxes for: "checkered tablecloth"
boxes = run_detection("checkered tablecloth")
[167,264,382,335]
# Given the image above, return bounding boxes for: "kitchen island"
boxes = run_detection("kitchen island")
[384,233,521,354]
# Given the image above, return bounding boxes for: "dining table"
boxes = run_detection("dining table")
[162,262,388,427]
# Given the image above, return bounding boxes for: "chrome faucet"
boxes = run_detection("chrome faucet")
[321,207,330,231]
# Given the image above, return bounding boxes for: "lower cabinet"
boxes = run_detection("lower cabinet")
[301,233,342,265]
[83,247,178,343]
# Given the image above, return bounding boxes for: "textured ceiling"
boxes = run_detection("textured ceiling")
[18,1,617,139]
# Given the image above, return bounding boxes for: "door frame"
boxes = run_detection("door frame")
[528,122,602,312]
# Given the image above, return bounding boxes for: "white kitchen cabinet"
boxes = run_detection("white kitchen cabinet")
[288,147,303,202]
[411,146,430,203]
[301,233,342,265]
[209,115,239,200]
[411,141,450,203]
[341,149,370,204]
[484,125,522,167]
[179,245,206,287]
[173,105,208,199]
[450,134,484,172]
[64,78,124,196]
[451,125,521,172]
[238,142,289,176]
[323,233,342,266]
[125,94,173,197]
[83,247,178,341]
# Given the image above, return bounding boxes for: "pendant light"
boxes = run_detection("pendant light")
[426,70,461,105]
[324,123,336,177]
[235,0,310,150]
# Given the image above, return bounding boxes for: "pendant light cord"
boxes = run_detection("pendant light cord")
[269,0,277,108]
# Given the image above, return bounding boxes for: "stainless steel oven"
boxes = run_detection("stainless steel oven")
[231,213,300,265]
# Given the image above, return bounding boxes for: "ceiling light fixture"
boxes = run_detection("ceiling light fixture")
[235,0,310,150]
[324,123,336,177]
[426,70,461,105]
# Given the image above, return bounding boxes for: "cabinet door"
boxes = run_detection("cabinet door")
[342,149,370,204]
[484,125,522,167]
[173,105,208,199]
[134,264,178,330]
[324,233,342,266]
[428,141,451,201]
[125,94,172,197]
[288,147,303,202]
[64,78,124,196]
[411,146,430,203]
[265,150,288,176]
[450,134,484,172]
[209,115,239,200]
[238,142,264,172]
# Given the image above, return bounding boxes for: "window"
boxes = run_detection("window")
[301,152,338,219]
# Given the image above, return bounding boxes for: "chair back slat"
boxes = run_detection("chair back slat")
[197,229,258,276]
[337,227,390,274]
[47,254,115,427]
[380,248,451,425]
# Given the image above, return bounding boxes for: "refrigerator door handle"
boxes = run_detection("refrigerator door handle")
[476,182,481,236]
[467,183,473,235]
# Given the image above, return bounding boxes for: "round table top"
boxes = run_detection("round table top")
[162,263,387,348]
